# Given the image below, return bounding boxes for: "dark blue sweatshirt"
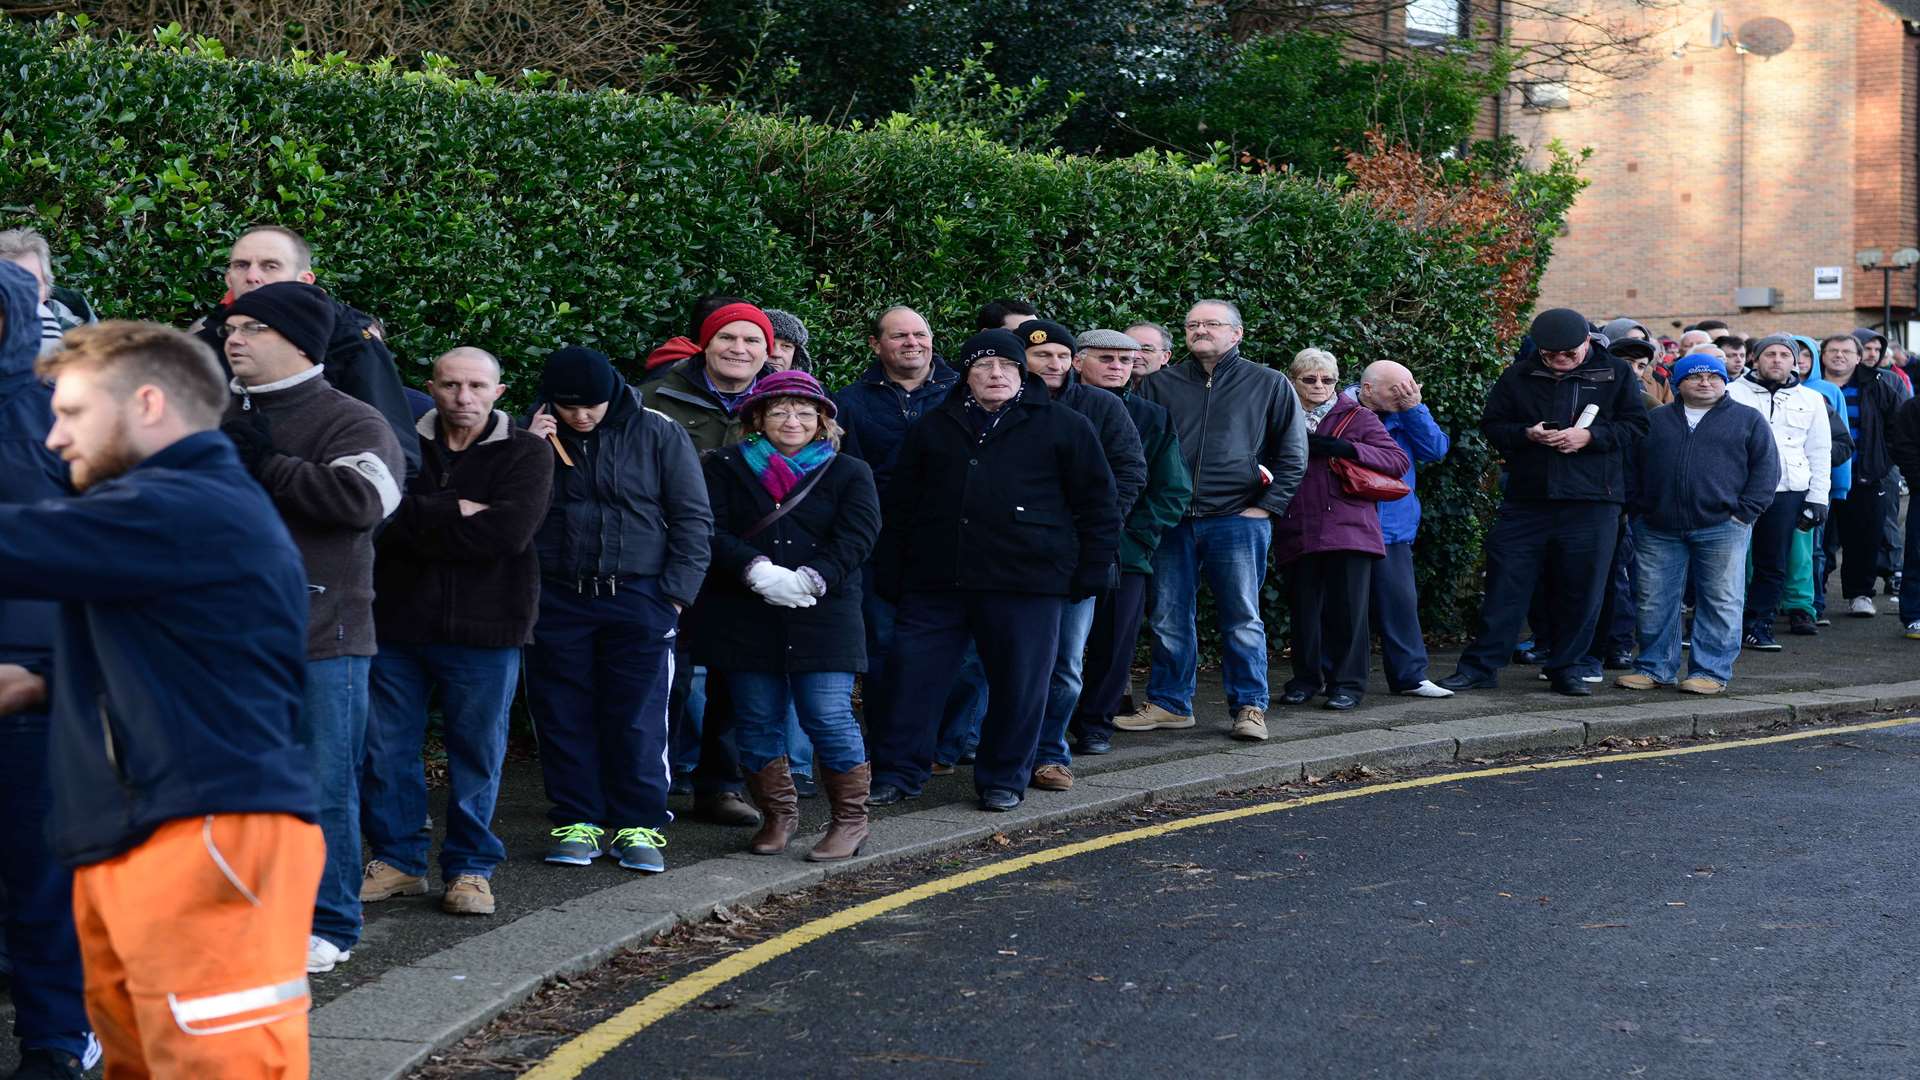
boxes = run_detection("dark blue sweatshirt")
[0,431,316,866]
[0,261,65,687]
[1631,395,1781,533]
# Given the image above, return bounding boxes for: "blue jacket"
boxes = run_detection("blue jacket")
[831,357,960,502]
[0,431,317,867]
[0,261,64,686]
[1344,388,1449,545]
[1631,396,1781,533]
[1801,371,1853,501]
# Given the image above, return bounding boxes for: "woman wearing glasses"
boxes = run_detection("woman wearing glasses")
[695,371,881,861]
[1273,348,1408,711]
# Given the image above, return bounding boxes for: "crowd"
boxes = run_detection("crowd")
[0,221,1913,1078]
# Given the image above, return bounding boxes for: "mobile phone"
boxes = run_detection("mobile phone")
[1540,422,1565,431]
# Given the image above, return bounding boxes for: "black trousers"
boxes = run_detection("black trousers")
[1072,572,1150,739]
[1832,484,1886,600]
[1455,500,1621,682]
[1285,551,1372,699]
[1879,468,1904,580]
[1744,489,1802,623]
[668,639,744,796]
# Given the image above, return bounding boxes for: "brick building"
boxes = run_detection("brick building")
[1501,0,1920,341]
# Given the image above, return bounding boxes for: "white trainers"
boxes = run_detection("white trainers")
[307,934,351,974]
[1905,620,1920,640]
[1850,596,1878,618]
[1399,680,1455,698]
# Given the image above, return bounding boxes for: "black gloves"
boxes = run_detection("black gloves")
[1797,503,1829,532]
[221,409,275,473]
[1069,563,1117,602]
[1307,434,1358,460]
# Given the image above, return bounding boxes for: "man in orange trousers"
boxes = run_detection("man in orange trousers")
[0,322,322,1078]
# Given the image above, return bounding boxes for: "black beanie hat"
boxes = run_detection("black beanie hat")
[1529,307,1590,352]
[1015,318,1077,356]
[541,346,619,406]
[228,282,336,365]
[956,329,1027,370]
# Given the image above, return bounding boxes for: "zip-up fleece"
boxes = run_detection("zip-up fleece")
[1138,346,1307,519]
[229,365,405,659]
[0,432,315,867]
[1482,342,1648,504]
[1631,395,1780,532]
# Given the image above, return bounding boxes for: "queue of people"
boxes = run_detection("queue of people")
[0,220,1915,1079]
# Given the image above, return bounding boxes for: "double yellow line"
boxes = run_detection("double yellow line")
[522,715,1920,1078]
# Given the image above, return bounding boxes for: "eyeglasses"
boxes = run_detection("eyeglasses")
[1538,347,1583,361]
[1295,375,1338,386]
[1184,320,1236,332]
[218,320,275,339]
[764,407,819,423]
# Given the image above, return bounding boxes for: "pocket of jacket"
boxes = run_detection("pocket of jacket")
[1010,506,1065,526]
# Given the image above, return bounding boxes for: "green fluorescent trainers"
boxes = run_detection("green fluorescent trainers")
[544,822,606,866]
[611,827,668,873]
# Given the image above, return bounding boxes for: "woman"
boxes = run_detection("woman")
[1273,348,1409,711]
[696,370,881,860]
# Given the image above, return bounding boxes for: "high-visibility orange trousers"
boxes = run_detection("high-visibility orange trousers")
[72,813,325,1079]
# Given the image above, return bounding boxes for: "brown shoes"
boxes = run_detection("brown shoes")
[743,758,800,855]
[807,763,870,862]
[1113,703,1195,731]
[1614,674,1662,691]
[1030,763,1074,791]
[1230,707,1269,741]
[360,859,428,902]
[1678,677,1726,695]
[692,789,763,828]
[442,874,495,916]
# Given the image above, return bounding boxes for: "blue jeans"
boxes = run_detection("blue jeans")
[730,671,866,774]
[297,654,370,952]
[1633,519,1752,684]
[1035,595,1098,767]
[785,705,815,778]
[364,643,516,880]
[1146,515,1272,715]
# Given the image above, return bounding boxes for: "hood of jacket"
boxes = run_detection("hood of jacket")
[1601,318,1650,346]
[0,261,43,390]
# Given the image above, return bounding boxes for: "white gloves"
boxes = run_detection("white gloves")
[748,561,818,608]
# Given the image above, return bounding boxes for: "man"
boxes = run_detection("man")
[1017,321,1146,790]
[1713,335,1748,381]
[0,228,69,357]
[192,225,418,478]
[0,321,321,1076]
[1883,373,1920,637]
[220,282,406,973]
[1069,330,1190,754]
[1617,352,1779,695]
[764,308,811,372]
[1352,360,1453,697]
[1819,333,1905,616]
[528,347,712,871]
[1439,308,1648,696]
[1126,321,1175,378]
[867,330,1118,812]
[1854,327,1912,594]
[1126,299,1306,741]
[1678,329,1714,353]
[361,348,553,918]
[0,261,98,1079]
[1727,335,1830,650]
[977,299,1038,331]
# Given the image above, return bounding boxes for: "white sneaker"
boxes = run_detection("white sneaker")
[1399,680,1455,698]
[1850,596,1878,618]
[307,934,351,974]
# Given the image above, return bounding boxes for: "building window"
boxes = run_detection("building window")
[1521,81,1571,110]
[1406,0,1466,46]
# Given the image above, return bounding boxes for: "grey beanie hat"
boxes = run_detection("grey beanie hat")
[764,308,810,371]
[1076,328,1144,351]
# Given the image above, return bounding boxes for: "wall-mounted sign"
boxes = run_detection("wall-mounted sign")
[1814,266,1844,301]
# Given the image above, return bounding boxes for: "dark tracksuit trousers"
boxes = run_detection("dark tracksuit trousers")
[1071,572,1150,740]
[526,576,676,830]
[1455,500,1621,683]
[1745,489,1804,623]
[1367,542,1431,692]
[870,591,1062,798]
[0,713,91,1062]
[1831,484,1886,600]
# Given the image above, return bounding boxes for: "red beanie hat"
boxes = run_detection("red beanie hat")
[697,303,776,351]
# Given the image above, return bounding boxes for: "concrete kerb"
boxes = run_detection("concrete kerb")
[311,686,1905,1080]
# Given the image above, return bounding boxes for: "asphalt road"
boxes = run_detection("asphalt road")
[551,722,1920,1080]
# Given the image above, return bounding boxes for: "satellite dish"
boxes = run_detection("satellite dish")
[1739,17,1795,57]
[1709,10,1732,47]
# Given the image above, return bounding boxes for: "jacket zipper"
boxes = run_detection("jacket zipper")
[1190,370,1215,519]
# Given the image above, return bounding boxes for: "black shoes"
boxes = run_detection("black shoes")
[978,788,1021,812]
[1073,733,1113,756]
[1603,652,1633,670]
[867,782,911,807]
[7,1050,85,1080]
[690,791,762,828]
[1548,676,1593,697]
[1324,693,1360,711]
[1788,611,1818,636]
[1279,688,1314,706]
[1511,646,1547,665]
[1437,671,1496,692]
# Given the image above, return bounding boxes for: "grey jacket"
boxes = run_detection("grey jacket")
[1139,347,1307,519]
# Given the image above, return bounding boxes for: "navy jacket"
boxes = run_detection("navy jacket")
[0,432,316,867]
[831,357,961,502]
[0,262,64,684]
[1632,396,1781,532]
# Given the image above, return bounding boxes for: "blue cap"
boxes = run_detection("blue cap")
[1670,351,1729,387]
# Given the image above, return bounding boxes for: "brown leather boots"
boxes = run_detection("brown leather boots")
[742,758,870,861]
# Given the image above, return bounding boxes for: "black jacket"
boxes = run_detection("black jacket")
[876,376,1120,600]
[692,447,881,672]
[1632,395,1780,531]
[1885,393,1920,482]
[533,378,713,607]
[1055,378,1147,522]
[1483,343,1648,504]
[375,411,555,648]
[197,297,421,479]
[1840,366,1908,486]
[0,262,63,684]
[1138,347,1307,519]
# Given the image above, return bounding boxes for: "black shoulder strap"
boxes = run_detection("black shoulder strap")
[740,462,831,540]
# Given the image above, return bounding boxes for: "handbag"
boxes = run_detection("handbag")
[1324,408,1412,502]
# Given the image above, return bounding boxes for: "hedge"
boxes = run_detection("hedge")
[0,17,1567,639]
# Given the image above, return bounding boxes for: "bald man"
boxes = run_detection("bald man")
[362,347,554,916]
[1353,362,1453,696]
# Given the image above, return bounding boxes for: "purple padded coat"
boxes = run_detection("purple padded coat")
[1271,394,1410,566]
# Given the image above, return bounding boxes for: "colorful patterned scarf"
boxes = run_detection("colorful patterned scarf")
[740,434,836,502]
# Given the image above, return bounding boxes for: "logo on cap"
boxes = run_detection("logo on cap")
[1028,330,1047,344]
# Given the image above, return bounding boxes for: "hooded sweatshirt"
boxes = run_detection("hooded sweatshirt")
[0,261,66,682]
